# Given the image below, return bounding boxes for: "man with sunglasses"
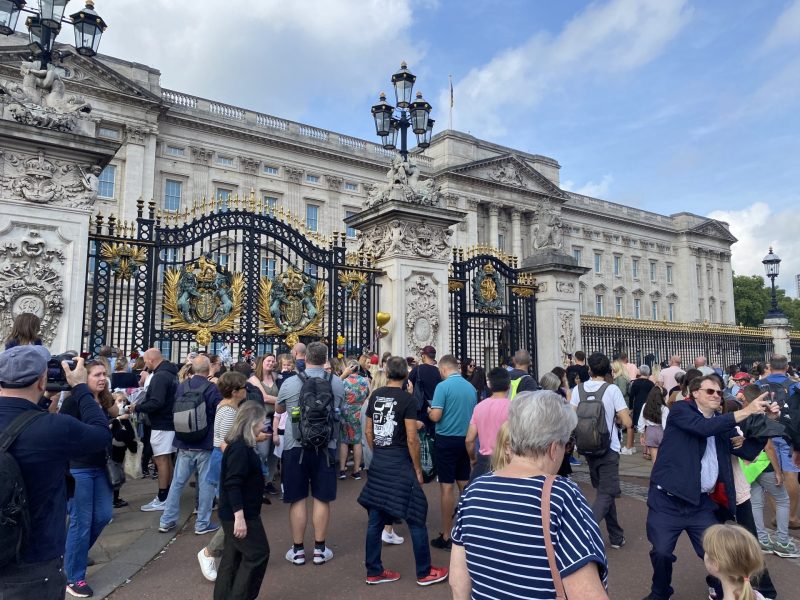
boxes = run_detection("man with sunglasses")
[643,375,776,600]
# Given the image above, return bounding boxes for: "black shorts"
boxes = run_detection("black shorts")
[434,435,470,484]
[281,447,337,503]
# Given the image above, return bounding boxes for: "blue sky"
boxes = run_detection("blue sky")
[98,0,800,294]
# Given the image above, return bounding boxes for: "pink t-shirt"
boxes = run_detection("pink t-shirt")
[624,362,638,382]
[659,365,683,392]
[470,396,510,456]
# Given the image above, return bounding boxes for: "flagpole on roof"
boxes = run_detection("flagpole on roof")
[449,74,453,131]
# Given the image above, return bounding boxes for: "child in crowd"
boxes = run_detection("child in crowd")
[703,524,766,600]
[637,386,669,464]
[110,391,137,508]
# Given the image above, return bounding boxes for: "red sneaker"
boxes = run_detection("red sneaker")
[417,566,449,586]
[366,569,401,585]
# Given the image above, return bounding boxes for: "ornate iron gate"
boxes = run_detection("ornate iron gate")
[449,249,537,376]
[83,197,380,361]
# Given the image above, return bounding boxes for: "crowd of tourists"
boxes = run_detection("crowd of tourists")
[2,311,800,600]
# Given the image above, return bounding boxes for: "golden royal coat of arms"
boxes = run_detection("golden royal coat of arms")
[472,262,504,313]
[163,254,245,346]
[259,265,325,347]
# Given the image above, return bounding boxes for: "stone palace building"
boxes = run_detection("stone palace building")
[0,35,738,339]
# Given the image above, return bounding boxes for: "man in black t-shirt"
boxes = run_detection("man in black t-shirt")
[359,357,448,586]
[566,350,590,387]
[408,346,442,432]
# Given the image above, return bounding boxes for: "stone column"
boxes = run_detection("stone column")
[763,315,792,360]
[511,209,522,260]
[488,204,499,249]
[346,188,465,357]
[465,199,479,247]
[520,250,590,376]
[0,121,120,352]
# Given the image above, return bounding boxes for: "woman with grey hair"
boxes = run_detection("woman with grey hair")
[449,391,608,600]
[214,402,270,600]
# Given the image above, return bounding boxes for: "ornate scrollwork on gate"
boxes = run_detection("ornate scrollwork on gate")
[163,254,245,346]
[472,263,504,313]
[100,242,147,280]
[338,270,368,302]
[259,266,326,347]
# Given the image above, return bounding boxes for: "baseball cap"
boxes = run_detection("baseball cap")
[732,372,751,381]
[0,345,51,388]
[421,346,436,358]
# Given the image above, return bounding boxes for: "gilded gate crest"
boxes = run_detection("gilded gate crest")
[472,262,504,313]
[259,265,326,346]
[163,254,245,346]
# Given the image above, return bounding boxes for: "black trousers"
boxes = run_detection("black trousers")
[214,518,270,600]
[735,500,778,599]
[587,450,624,544]
[0,557,66,600]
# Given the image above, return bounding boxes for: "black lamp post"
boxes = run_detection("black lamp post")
[762,247,785,318]
[0,0,108,69]
[370,62,433,161]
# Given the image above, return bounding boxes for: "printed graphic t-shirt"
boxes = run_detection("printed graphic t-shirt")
[366,386,417,449]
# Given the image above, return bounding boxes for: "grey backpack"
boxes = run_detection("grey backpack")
[173,380,211,443]
[574,383,611,457]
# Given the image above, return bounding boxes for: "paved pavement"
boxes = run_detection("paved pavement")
[91,450,798,600]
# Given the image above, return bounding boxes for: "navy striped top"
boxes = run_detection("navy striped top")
[451,474,608,599]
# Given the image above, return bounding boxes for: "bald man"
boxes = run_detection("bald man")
[292,342,307,373]
[158,355,223,534]
[137,349,179,512]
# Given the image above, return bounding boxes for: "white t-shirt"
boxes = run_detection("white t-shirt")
[570,380,628,454]
[637,405,669,433]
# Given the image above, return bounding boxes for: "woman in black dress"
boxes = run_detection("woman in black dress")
[214,402,270,600]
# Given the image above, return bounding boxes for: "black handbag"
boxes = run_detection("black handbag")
[105,455,126,489]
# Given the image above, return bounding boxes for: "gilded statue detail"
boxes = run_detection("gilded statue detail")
[259,265,326,346]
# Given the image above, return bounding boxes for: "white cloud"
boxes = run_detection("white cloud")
[562,174,614,197]
[442,0,692,137]
[708,202,800,298]
[762,0,800,52]
[96,0,423,120]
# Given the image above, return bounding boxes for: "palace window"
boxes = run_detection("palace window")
[263,195,277,216]
[164,179,182,212]
[595,295,604,316]
[632,258,640,279]
[668,303,675,322]
[498,234,505,251]
[157,340,172,361]
[216,155,234,167]
[572,248,582,264]
[615,296,623,317]
[166,145,185,157]
[594,252,602,274]
[634,298,641,319]
[651,301,658,320]
[98,126,121,140]
[666,264,673,284]
[98,165,116,199]
[216,188,232,212]
[263,165,279,175]
[344,182,358,192]
[650,261,657,282]
[306,204,319,232]
[306,174,320,184]
[613,255,621,276]
[260,257,276,279]
[345,210,357,238]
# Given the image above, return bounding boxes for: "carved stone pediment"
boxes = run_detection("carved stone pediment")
[0,148,102,209]
[351,219,453,261]
[445,154,567,199]
[686,220,738,243]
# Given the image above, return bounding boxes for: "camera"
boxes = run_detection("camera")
[46,353,77,392]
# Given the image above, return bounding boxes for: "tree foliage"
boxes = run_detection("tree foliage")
[733,275,800,328]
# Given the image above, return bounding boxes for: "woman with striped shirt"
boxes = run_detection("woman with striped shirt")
[449,391,608,600]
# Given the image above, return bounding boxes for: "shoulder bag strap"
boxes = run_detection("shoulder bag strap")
[0,411,45,452]
[541,475,567,600]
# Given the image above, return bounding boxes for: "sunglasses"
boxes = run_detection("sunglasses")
[699,388,723,397]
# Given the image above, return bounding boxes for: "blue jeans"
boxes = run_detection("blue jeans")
[160,449,214,532]
[365,508,430,579]
[65,468,113,583]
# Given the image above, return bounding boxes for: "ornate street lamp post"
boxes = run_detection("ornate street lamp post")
[370,62,433,160]
[0,0,108,69]
[762,247,785,318]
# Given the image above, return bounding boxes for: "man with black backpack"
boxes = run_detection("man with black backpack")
[570,352,632,550]
[276,342,345,566]
[0,347,111,599]
[158,355,222,535]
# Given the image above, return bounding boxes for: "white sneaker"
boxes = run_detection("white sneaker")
[313,546,333,564]
[382,530,405,545]
[197,549,217,582]
[619,447,635,456]
[285,547,305,565]
[140,497,167,512]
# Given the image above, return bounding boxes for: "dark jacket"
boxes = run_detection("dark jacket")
[761,373,800,450]
[508,368,540,393]
[135,361,179,431]
[110,371,140,390]
[173,375,222,451]
[358,446,428,524]
[0,385,111,564]
[219,438,263,521]
[651,400,764,514]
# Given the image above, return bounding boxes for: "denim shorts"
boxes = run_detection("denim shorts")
[281,447,337,503]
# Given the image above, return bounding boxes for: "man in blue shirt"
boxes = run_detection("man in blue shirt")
[0,347,111,599]
[427,354,476,550]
